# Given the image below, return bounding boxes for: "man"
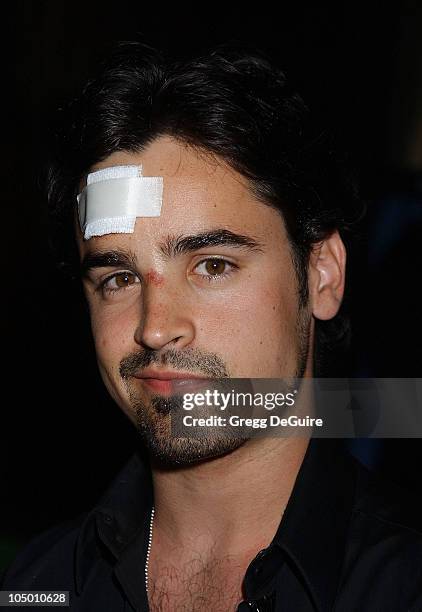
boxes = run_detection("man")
[2,42,421,611]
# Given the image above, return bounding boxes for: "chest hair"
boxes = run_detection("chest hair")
[148,553,246,612]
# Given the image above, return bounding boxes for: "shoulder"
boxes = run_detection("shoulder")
[1,452,148,592]
[338,453,422,609]
[351,452,422,540]
[1,515,86,591]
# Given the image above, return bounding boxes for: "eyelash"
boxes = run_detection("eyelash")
[192,258,238,282]
[99,271,140,295]
[97,257,237,295]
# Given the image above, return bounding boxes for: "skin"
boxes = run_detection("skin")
[76,135,346,610]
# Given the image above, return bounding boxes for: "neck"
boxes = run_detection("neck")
[151,436,309,557]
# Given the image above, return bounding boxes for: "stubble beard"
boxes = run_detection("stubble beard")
[123,311,311,468]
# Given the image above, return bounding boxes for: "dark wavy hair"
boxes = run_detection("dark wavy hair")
[46,41,365,375]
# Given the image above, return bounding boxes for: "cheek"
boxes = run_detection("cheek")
[90,302,139,368]
[88,305,141,414]
[195,274,299,376]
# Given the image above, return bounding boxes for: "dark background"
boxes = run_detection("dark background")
[2,1,422,569]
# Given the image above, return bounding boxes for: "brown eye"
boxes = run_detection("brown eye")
[102,271,140,293]
[114,272,136,287]
[205,259,227,275]
[193,258,235,280]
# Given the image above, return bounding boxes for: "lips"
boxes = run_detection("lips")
[133,370,210,396]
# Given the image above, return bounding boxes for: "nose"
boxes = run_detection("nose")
[134,278,196,351]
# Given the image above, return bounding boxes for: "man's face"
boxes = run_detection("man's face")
[77,135,313,464]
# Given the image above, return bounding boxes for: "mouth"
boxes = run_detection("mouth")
[133,370,211,396]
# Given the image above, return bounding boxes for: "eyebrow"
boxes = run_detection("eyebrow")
[80,249,138,277]
[159,229,264,258]
[80,229,263,276]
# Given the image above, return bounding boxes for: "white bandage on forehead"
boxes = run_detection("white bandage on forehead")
[77,164,163,240]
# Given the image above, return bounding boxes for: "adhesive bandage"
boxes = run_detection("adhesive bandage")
[77,165,163,240]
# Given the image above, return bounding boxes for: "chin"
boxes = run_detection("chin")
[137,428,246,469]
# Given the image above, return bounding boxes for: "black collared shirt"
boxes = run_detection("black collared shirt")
[2,439,422,611]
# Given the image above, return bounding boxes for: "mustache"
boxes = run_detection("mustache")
[119,347,229,379]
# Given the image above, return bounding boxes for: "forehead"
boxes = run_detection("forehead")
[77,135,285,250]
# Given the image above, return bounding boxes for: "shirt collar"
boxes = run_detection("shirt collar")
[75,451,153,595]
[75,439,357,611]
[273,438,357,611]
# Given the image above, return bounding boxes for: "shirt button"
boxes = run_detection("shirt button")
[237,602,261,611]
[254,563,264,576]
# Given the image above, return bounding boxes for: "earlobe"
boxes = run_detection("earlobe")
[308,231,346,321]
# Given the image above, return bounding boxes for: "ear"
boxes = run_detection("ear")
[308,230,346,321]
